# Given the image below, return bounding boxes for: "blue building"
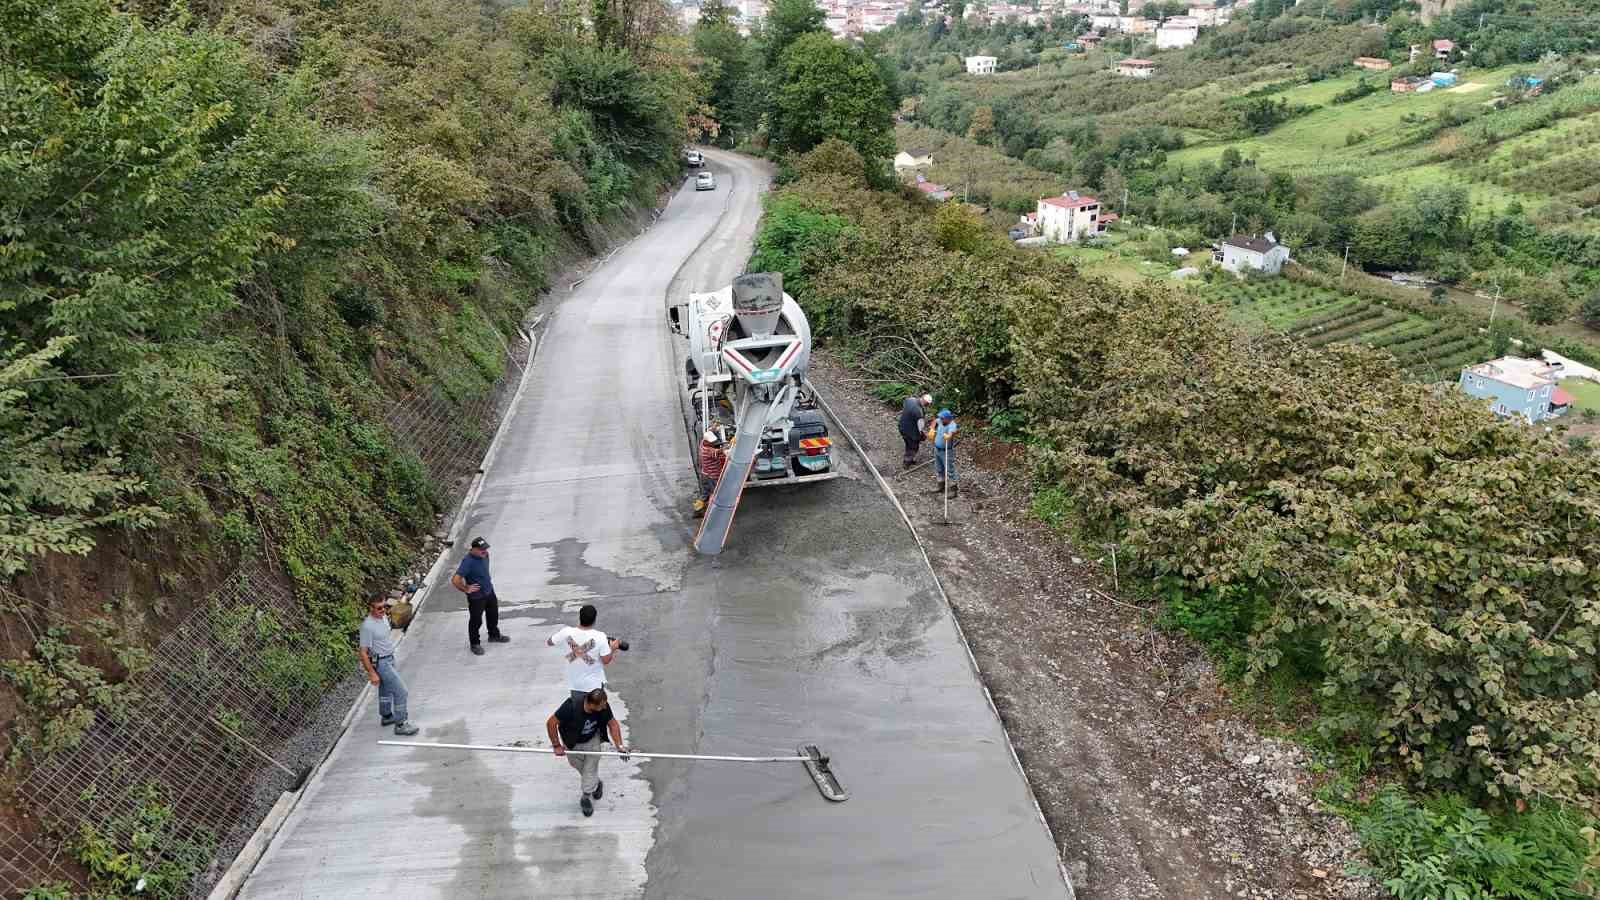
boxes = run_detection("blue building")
[1431,71,1459,87]
[1458,356,1572,423]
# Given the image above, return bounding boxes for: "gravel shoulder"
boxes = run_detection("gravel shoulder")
[809,351,1380,900]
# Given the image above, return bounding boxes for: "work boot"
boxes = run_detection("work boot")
[488,634,511,644]
[394,721,419,736]
[380,717,396,727]
[949,483,959,498]
[580,794,594,817]
[930,481,944,494]
[592,779,603,800]
[470,644,485,656]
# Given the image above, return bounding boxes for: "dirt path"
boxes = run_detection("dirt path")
[810,353,1379,900]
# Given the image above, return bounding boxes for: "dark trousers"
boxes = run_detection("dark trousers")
[468,592,501,645]
[901,432,923,464]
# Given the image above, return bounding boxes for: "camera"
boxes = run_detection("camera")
[613,639,629,651]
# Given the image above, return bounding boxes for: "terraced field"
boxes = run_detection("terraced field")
[1215,279,1493,379]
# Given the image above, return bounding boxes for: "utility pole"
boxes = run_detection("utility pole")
[1230,211,1237,235]
[1488,281,1501,327]
[1340,243,1349,282]
[1122,187,1129,215]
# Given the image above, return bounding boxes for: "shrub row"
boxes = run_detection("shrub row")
[758,152,1600,823]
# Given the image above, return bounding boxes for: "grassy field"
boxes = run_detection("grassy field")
[1211,278,1492,379]
[1170,65,1539,209]
[1169,67,1600,222]
[1052,233,1182,285]
[1561,376,1600,412]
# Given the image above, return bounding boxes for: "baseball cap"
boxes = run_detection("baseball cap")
[938,408,953,418]
[470,536,490,549]
[703,429,722,444]
[921,393,933,406]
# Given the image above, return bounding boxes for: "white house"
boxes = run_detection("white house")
[1186,2,1220,25]
[1036,191,1104,243]
[1117,57,1156,77]
[1091,12,1121,29]
[964,55,998,74]
[1219,234,1290,275]
[1155,16,1199,49]
[894,147,934,173]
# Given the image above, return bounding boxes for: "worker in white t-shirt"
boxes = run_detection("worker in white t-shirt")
[546,604,620,703]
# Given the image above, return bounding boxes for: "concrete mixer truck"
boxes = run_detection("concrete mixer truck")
[667,272,837,554]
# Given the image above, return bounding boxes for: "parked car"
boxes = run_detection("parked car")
[1008,227,1029,241]
[684,149,704,167]
[695,172,716,191]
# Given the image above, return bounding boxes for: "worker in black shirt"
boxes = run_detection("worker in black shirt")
[547,687,629,817]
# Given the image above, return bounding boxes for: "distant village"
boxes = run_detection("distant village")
[670,0,1245,43]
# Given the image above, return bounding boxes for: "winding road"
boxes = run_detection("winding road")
[236,149,1072,899]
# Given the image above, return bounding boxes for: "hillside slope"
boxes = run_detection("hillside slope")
[0,0,690,893]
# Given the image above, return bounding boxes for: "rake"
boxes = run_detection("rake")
[377,740,848,802]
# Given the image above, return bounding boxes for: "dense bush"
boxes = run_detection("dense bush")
[758,166,1600,825]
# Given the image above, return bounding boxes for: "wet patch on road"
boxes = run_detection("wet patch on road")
[404,718,540,898]
[533,536,670,598]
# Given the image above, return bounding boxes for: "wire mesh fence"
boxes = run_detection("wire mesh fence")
[9,560,320,898]
[0,817,83,896]
[3,337,530,898]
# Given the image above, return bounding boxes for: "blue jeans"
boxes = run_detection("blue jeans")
[376,657,408,724]
[934,445,956,482]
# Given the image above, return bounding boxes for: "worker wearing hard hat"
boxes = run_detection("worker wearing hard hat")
[931,409,958,497]
[898,392,934,468]
[693,428,729,518]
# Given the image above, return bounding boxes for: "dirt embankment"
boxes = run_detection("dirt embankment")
[811,352,1378,900]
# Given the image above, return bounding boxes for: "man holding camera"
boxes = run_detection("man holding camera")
[546,604,623,704]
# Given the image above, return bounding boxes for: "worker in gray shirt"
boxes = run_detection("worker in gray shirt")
[359,597,419,736]
[899,392,933,467]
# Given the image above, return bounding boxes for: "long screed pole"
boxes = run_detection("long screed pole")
[378,740,808,762]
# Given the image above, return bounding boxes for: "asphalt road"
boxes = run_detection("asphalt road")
[236,149,1070,899]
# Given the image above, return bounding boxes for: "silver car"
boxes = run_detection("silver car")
[695,171,716,191]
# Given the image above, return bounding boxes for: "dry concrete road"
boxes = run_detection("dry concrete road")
[237,149,1070,899]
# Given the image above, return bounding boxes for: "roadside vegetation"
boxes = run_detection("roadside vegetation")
[3,0,692,891]
[757,139,1600,897]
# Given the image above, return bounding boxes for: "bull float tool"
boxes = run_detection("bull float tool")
[377,740,848,802]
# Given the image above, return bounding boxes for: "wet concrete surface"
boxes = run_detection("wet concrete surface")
[236,149,1068,898]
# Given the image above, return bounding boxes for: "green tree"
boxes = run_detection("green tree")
[694,7,758,142]
[967,105,996,145]
[761,0,827,70]
[1580,289,1600,331]
[1351,206,1415,270]
[1522,278,1573,325]
[698,0,736,27]
[933,202,989,254]
[771,33,895,165]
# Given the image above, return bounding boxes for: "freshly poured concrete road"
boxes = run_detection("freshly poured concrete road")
[238,150,1070,898]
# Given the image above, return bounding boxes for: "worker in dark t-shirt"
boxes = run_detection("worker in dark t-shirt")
[547,688,628,817]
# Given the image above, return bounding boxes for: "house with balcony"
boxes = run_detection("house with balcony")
[965,55,998,74]
[1459,356,1573,423]
[1036,191,1103,243]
